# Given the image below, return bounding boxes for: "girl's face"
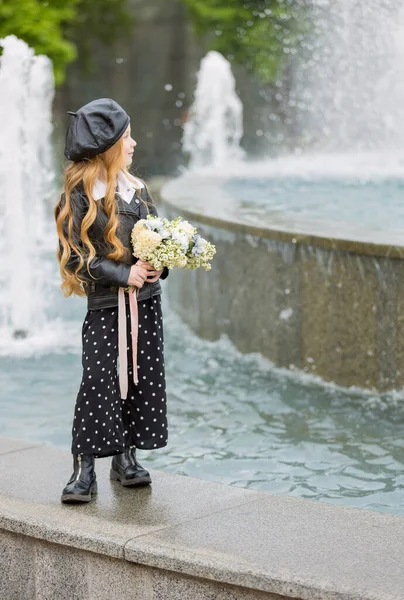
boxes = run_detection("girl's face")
[123,125,136,167]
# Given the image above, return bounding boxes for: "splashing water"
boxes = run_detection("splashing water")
[175,3,404,225]
[182,51,244,169]
[0,36,55,337]
[292,0,404,152]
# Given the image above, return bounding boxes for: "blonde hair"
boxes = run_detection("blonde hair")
[55,137,145,297]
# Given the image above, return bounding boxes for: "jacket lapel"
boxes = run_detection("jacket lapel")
[115,194,141,216]
[115,187,155,219]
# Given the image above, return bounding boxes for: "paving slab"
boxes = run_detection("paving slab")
[124,492,404,600]
[0,436,39,455]
[0,441,264,558]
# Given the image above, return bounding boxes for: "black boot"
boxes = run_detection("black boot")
[61,454,97,503]
[110,446,151,487]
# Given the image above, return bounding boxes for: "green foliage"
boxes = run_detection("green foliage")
[180,0,309,84]
[0,0,78,84]
[0,0,133,85]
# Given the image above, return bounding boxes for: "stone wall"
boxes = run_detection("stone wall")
[157,178,404,392]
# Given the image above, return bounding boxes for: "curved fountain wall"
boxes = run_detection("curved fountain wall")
[156,178,404,393]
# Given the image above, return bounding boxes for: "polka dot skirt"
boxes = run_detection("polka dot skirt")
[71,294,168,458]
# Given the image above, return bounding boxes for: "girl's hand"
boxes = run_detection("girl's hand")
[137,259,164,283]
[127,263,149,288]
[146,268,164,283]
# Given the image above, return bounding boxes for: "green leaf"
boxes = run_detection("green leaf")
[179,0,310,85]
[0,0,133,85]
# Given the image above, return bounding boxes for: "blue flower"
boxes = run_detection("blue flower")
[191,234,206,256]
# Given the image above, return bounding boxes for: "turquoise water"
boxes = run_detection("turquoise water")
[1,285,404,515]
[225,177,404,229]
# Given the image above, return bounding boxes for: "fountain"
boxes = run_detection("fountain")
[182,51,244,169]
[295,0,404,152]
[0,35,55,338]
[161,3,404,392]
[1,18,404,518]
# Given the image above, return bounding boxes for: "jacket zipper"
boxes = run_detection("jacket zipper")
[75,454,82,482]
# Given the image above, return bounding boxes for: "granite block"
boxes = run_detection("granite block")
[393,258,404,389]
[327,251,379,389]
[0,529,35,600]
[0,494,129,559]
[125,492,404,600]
[300,247,380,388]
[35,541,88,600]
[87,553,152,600]
[375,257,398,390]
[34,541,153,600]
[299,246,332,378]
[263,239,301,369]
[149,567,284,600]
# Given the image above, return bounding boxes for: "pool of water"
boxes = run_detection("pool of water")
[1,275,404,515]
[224,176,404,230]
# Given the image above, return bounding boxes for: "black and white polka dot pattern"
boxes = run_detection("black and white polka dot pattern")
[71,295,168,458]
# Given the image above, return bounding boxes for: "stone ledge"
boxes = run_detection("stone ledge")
[2,528,281,600]
[158,176,404,260]
[1,437,404,600]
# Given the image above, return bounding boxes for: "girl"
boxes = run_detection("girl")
[55,98,169,503]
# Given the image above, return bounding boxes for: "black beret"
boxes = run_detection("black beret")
[64,98,130,162]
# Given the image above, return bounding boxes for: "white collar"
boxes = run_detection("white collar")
[92,171,144,204]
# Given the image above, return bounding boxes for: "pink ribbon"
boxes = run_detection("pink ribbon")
[118,287,139,399]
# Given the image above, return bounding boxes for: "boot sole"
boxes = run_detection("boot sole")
[61,481,98,504]
[110,468,151,487]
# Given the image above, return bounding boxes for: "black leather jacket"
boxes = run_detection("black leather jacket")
[57,182,169,310]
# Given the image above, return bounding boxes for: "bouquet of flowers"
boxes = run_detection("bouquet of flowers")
[118,215,215,396]
[131,215,216,271]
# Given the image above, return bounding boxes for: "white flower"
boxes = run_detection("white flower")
[133,230,162,259]
[177,220,196,241]
[171,228,190,253]
[144,216,163,231]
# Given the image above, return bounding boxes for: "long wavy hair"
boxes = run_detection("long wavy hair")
[55,137,144,297]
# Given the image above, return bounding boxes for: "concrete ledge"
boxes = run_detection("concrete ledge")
[1,437,404,599]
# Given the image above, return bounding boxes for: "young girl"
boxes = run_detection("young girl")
[55,98,169,503]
